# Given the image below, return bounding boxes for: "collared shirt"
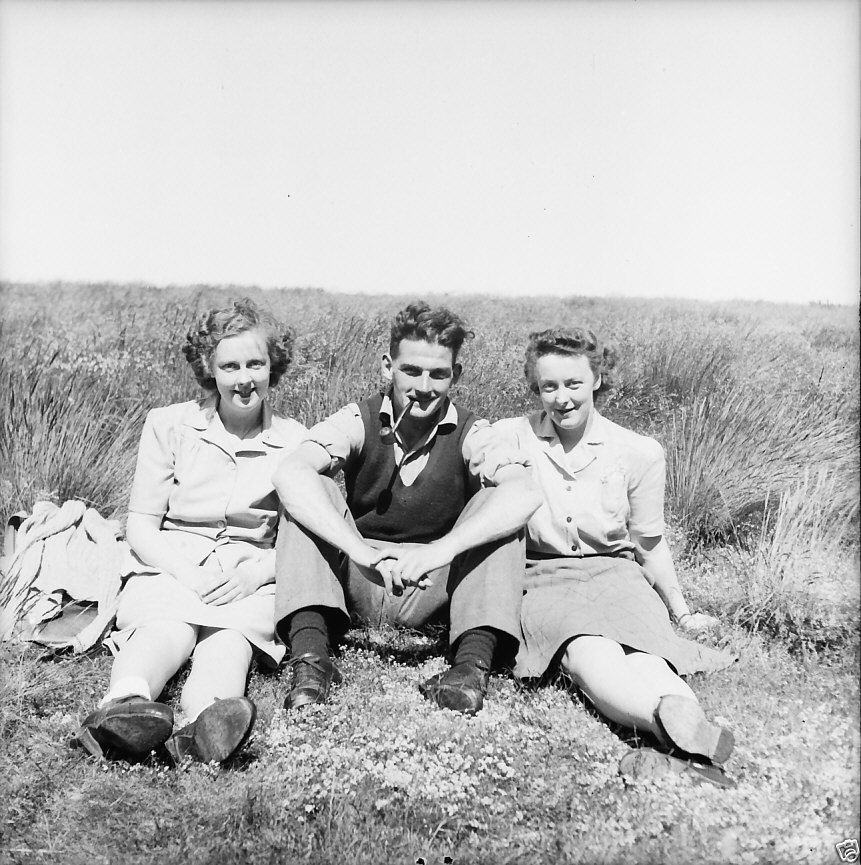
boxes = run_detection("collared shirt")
[489,410,666,556]
[128,396,308,567]
[307,394,514,487]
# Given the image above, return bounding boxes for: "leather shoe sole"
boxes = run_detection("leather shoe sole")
[72,696,173,760]
[166,697,257,764]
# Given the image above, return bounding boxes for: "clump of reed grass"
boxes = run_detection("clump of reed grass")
[718,469,860,656]
[0,351,148,523]
[662,381,858,544]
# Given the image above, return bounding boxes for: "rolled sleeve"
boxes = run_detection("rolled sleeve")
[463,420,533,487]
[627,441,666,537]
[306,403,365,471]
[128,408,176,517]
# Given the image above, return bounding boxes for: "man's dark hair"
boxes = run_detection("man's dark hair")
[389,301,474,359]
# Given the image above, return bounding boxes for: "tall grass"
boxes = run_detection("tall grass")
[1,284,858,657]
[662,382,858,543]
[0,353,148,520]
[718,469,860,655]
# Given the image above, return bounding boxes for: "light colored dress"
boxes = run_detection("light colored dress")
[105,396,307,667]
[490,410,734,679]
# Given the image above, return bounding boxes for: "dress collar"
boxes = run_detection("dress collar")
[529,409,606,474]
[184,395,285,449]
[532,409,607,445]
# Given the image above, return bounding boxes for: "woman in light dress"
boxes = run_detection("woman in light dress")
[73,299,306,763]
[492,327,736,786]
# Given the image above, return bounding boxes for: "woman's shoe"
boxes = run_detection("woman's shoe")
[71,696,174,760]
[619,748,736,789]
[165,697,257,764]
[655,694,735,765]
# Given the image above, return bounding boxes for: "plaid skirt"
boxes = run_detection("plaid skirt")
[514,554,734,679]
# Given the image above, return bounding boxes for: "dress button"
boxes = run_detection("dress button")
[571,544,577,551]
[566,516,572,523]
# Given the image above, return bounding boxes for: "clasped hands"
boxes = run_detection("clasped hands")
[352,541,455,597]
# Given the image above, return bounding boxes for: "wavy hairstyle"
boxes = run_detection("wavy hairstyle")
[523,327,617,398]
[182,298,294,391]
[389,301,475,360]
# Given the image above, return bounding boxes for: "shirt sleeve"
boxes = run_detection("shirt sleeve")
[306,403,365,471]
[462,419,533,487]
[127,408,176,517]
[627,439,666,536]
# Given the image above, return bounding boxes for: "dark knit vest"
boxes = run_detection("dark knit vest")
[345,394,476,543]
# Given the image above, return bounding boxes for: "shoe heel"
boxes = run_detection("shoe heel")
[656,695,734,764]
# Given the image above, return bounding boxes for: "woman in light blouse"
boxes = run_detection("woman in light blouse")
[73,299,306,763]
[492,328,736,785]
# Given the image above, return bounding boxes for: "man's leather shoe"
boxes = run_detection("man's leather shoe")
[71,696,173,760]
[284,652,342,711]
[419,662,489,715]
[165,697,256,764]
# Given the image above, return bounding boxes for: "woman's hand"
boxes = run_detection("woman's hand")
[199,563,264,606]
[174,564,225,599]
[676,611,719,633]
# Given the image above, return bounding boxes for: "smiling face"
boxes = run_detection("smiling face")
[212,328,271,422]
[382,338,461,427]
[533,352,601,443]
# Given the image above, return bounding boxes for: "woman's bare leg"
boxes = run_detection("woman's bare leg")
[103,619,198,704]
[561,635,696,738]
[179,627,253,722]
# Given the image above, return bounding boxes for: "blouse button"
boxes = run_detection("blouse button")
[566,516,572,523]
[571,544,577,551]
[566,484,573,492]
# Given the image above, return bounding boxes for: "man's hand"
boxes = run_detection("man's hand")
[345,543,402,597]
[383,541,453,593]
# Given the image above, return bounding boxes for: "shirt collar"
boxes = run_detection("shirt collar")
[379,393,458,431]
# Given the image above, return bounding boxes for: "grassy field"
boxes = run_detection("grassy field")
[1,283,859,864]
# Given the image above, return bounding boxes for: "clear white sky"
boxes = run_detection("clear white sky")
[0,0,858,304]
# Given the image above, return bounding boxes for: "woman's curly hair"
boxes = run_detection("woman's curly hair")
[389,301,475,360]
[182,298,294,391]
[523,327,617,398]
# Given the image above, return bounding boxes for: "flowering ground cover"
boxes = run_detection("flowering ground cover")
[0,622,857,864]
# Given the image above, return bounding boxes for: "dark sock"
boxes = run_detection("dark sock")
[284,608,330,659]
[453,627,497,670]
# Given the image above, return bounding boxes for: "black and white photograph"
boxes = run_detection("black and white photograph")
[1,1,858,863]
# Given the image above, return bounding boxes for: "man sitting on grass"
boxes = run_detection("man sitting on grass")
[273,301,540,715]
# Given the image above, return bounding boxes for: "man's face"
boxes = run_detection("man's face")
[382,338,461,425]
